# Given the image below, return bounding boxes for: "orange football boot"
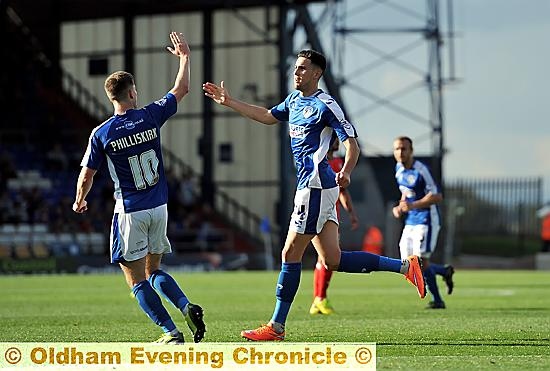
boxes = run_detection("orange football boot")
[404,255,426,298]
[241,324,285,341]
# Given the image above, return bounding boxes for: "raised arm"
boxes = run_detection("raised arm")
[167,32,191,102]
[202,81,279,125]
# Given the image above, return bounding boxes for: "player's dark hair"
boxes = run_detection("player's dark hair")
[297,49,326,73]
[104,71,135,102]
[395,136,413,149]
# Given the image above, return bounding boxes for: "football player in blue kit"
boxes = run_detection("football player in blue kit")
[73,32,205,344]
[203,49,426,341]
[392,136,455,309]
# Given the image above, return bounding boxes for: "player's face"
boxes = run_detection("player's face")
[293,57,320,92]
[393,139,413,166]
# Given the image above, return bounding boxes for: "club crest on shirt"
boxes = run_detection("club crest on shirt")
[406,174,417,185]
[399,185,416,198]
[303,106,314,118]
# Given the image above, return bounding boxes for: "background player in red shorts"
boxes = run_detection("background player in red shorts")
[310,138,359,315]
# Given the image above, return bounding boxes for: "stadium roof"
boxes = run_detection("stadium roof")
[11,0,324,22]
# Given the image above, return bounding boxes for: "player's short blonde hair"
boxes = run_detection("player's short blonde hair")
[104,71,135,102]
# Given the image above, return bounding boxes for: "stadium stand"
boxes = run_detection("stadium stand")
[0,4,272,272]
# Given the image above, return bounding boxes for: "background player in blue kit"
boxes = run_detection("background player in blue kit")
[203,49,426,341]
[392,136,455,309]
[72,32,206,344]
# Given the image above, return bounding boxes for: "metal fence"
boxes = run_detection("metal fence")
[444,177,543,256]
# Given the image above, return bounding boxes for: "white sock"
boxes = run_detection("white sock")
[270,321,285,334]
[399,259,409,274]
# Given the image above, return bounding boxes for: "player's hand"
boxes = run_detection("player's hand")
[398,200,412,213]
[72,200,88,213]
[392,206,402,218]
[203,81,231,106]
[167,32,190,57]
[335,171,350,188]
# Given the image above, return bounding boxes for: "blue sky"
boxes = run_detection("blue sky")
[306,0,550,202]
[445,0,550,202]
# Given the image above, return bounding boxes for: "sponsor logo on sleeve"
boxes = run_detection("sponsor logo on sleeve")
[154,97,168,106]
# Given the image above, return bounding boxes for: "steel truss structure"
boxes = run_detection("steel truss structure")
[293,0,458,185]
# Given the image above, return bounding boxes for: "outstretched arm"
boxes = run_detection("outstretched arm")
[203,81,279,125]
[167,32,191,102]
[73,167,97,213]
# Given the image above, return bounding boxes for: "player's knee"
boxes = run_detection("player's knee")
[314,252,339,271]
[281,247,302,262]
[323,257,340,271]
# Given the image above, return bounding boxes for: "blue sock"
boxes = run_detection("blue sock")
[270,262,301,325]
[425,266,443,303]
[148,270,190,312]
[431,263,447,276]
[132,280,176,333]
[338,251,403,273]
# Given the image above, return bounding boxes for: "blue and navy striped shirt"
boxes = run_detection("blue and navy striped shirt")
[270,89,357,190]
[395,160,441,226]
[81,93,177,213]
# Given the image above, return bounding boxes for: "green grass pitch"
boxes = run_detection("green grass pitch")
[2,270,549,370]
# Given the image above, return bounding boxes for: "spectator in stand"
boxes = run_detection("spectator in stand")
[178,172,198,213]
[24,187,44,224]
[8,196,28,224]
